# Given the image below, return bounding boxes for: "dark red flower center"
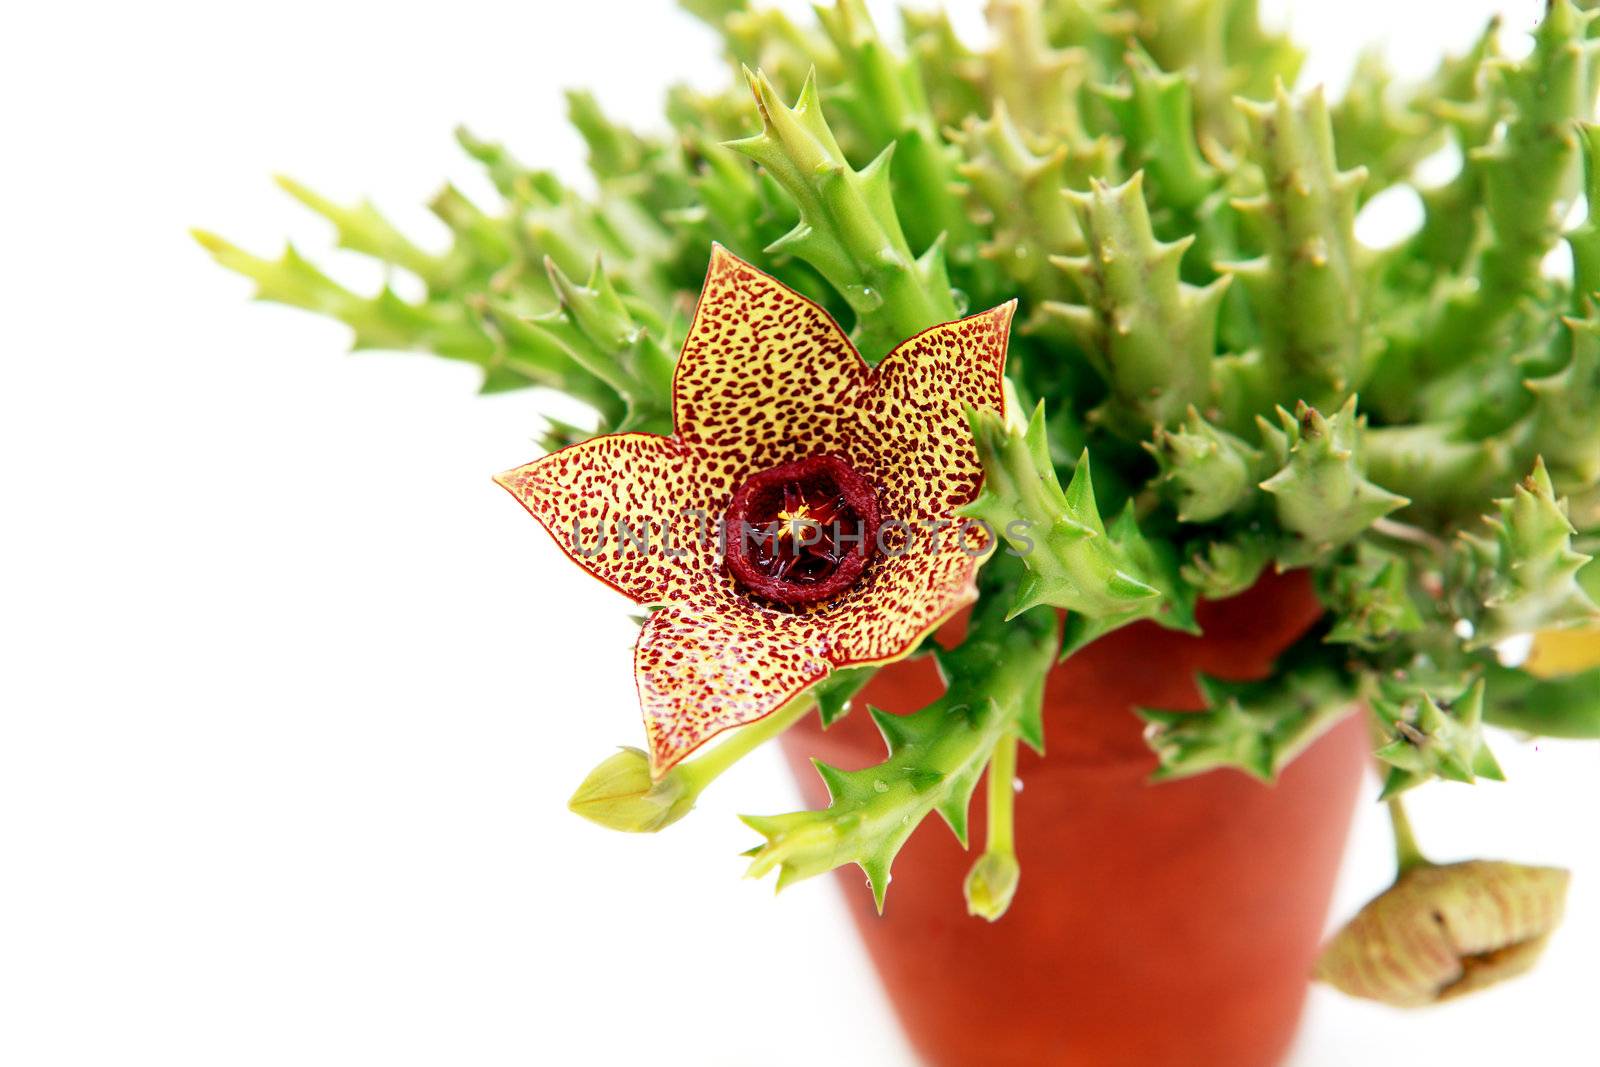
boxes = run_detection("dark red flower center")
[723,454,880,607]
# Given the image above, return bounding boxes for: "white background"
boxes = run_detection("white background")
[3,1,1597,1064]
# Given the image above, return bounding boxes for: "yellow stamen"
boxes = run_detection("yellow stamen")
[777,505,812,540]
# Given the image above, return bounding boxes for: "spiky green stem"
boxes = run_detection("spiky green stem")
[1372,678,1504,798]
[1454,458,1600,647]
[1384,1,1598,396]
[726,69,957,362]
[742,570,1058,911]
[986,0,1090,142]
[1226,84,1367,411]
[1096,43,1218,218]
[1048,174,1228,435]
[953,103,1112,299]
[1145,408,1263,523]
[1259,398,1408,567]
[966,404,1163,621]
[814,0,980,269]
[1138,662,1354,783]
[520,258,676,433]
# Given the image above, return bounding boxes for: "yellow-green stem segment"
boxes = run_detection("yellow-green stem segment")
[1386,795,1429,874]
[964,731,1022,921]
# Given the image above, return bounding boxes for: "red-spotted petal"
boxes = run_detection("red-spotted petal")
[824,527,988,664]
[636,600,832,773]
[844,302,1015,522]
[674,245,871,500]
[494,434,721,606]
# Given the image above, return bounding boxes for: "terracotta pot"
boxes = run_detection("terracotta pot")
[779,570,1369,1067]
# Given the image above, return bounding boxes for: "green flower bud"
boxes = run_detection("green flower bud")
[568,747,694,833]
[964,850,1021,922]
[1316,861,1570,1007]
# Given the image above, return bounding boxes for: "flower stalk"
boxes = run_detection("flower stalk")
[569,693,817,833]
[1385,796,1428,875]
[742,560,1058,911]
[964,730,1021,922]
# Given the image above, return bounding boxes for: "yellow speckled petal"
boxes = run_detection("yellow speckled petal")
[824,527,989,664]
[637,600,832,774]
[494,434,721,606]
[674,245,871,502]
[845,302,1015,522]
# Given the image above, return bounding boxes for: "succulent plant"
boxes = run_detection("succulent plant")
[202,0,1600,1003]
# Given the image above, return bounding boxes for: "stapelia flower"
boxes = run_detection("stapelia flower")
[495,246,1015,775]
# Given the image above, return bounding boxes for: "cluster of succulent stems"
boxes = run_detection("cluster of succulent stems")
[205,0,1600,995]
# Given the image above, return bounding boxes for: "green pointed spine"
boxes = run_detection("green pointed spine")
[965,405,1164,622]
[725,69,957,362]
[740,573,1058,911]
[1225,84,1367,410]
[1046,174,1229,434]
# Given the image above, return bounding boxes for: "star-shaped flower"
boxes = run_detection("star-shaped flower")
[496,246,1015,775]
